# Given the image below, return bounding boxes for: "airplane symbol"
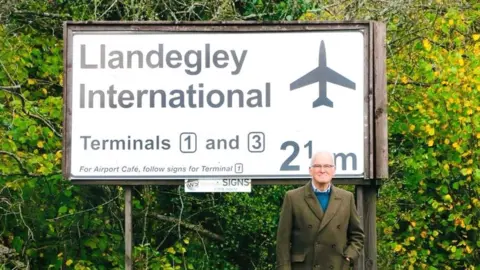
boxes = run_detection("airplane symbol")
[290,40,356,108]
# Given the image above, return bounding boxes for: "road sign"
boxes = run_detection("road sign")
[63,22,373,182]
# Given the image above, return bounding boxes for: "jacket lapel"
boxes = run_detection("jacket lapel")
[304,182,324,221]
[318,185,342,232]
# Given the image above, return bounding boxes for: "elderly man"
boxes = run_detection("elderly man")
[275,151,364,270]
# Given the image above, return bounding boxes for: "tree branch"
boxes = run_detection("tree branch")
[0,151,61,177]
[46,193,121,221]
[0,244,26,269]
[151,213,224,241]
[12,9,72,19]
[0,85,62,138]
[0,150,28,174]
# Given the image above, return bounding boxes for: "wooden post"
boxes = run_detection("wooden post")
[373,22,388,181]
[354,186,365,270]
[125,186,132,270]
[361,21,386,270]
[363,186,377,270]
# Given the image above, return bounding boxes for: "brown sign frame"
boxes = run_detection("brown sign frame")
[62,21,387,185]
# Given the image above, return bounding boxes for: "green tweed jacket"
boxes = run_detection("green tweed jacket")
[275,182,364,270]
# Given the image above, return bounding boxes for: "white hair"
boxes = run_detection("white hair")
[310,150,335,166]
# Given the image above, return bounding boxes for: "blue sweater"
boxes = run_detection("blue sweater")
[315,191,330,212]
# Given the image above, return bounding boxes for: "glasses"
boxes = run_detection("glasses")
[311,164,335,169]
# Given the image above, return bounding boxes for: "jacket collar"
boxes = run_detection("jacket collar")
[304,181,343,232]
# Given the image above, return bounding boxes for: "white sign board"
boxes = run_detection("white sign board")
[65,25,368,180]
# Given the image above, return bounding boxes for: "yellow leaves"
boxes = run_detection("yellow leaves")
[166,247,175,254]
[401,76,409,84]
[423,39,432,51]
[300,12,317,21]
[420,231,428,238]
[66,259,73,266]
[5,181,21,191]
[37,141,44,148]
[428,140,434,146]
[183,238,190,244]
[476,133,480,139]
[466,246,473,254]
[409,236,415,241]
[432,230,439,237]
[443,163,450,171]
[37,165,46,174]
[425,125,435,136]
[443,194,452,202]
[448,19,454,26]
[394,244,403,252]
[454,218,465,228]
[55,151,62,161]
[410,221,416,227]
[27,78,36,85]
[473,34,480,41]
[474,67,480,75]
[467,109,473,115]
[42,88,48,95]
[452,142,459,149]
[461,168,473,175]
[409,125,415,131]
[444,139,450,145]
[458,58,464,66]
[473,198,480,208]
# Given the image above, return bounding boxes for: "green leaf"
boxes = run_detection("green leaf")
[452,182,459,190]
[440,185,448,195]
[84,238,98,249]
[58,206,67,214]
[12,236,24,252]
[98,237,107,251]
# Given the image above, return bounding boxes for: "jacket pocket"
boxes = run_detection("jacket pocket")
[291,253,305,262]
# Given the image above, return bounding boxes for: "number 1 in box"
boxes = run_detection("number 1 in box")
[180,133,197,153]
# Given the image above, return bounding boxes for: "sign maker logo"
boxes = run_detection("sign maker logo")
[185,179,199,191]
[290,40,356,108]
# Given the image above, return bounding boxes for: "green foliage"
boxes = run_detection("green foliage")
[383,7,480,270]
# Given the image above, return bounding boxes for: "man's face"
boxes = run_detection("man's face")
[309,153,336,184]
